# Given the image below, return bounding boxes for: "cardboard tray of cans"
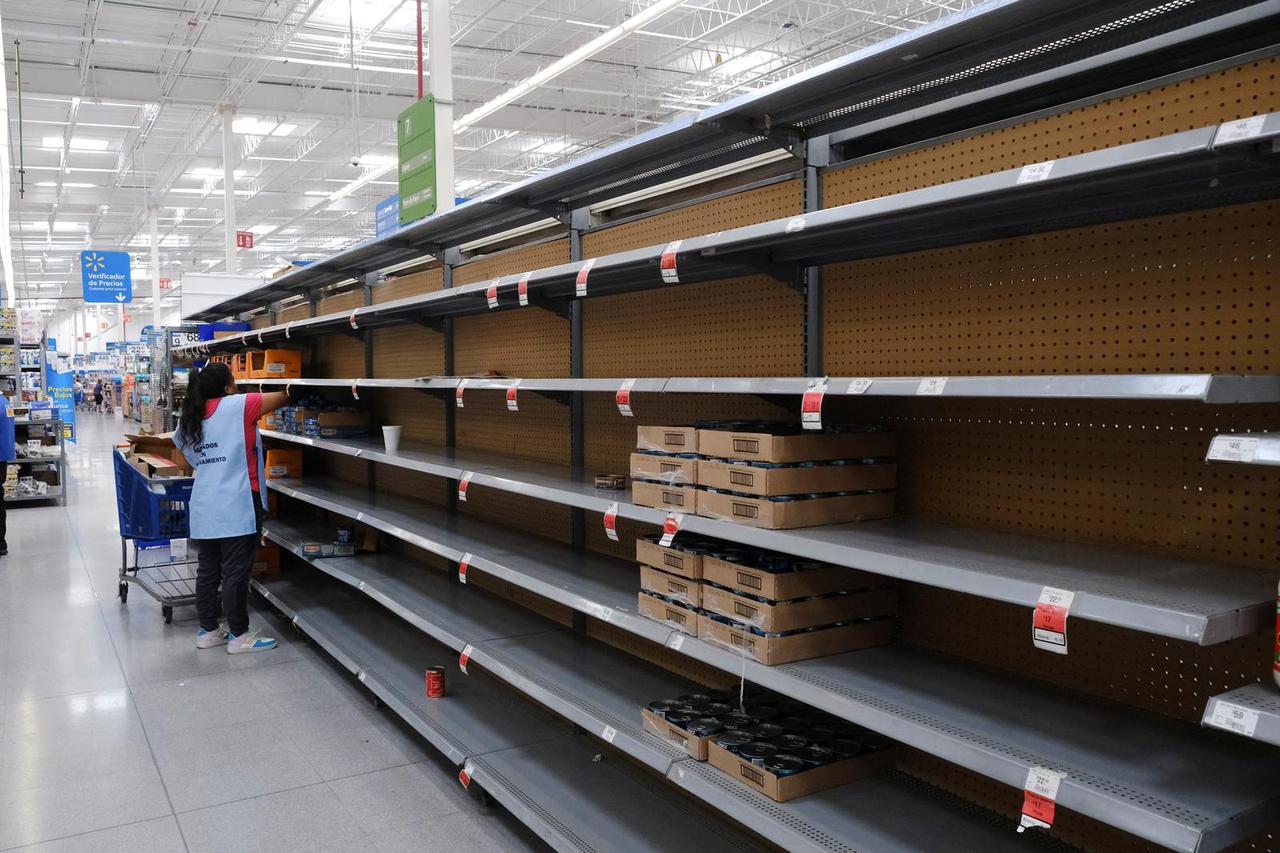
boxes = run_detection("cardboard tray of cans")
[696,422,895,464]
[630,451,698,485]
[640,563,702,607]
[637,591,700,635]
[697,458,897,496]
[632,479,699,513]
[636,536,706,580]
[643,688,897,802]
[701,584,896,633]
[698,612,892,665]
[696,488,895,529]
[636,425,699,454]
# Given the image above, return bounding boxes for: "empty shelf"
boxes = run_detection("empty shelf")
[1202,683,1280,747]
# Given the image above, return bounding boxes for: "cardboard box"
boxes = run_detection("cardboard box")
[252,544,281,575]
[698,613,892,665]
[635,537,703,580]
[630,452,697,485]
[640,564,702,607]
[232,351,258,380]
[638,591,698,635]
[697,459,896,496]
[308,411,369,439]
[642,708,714,760]
[132,452,187,478]
[632,479,699,513]
[249,349,303,379]
[697,428,895,463]
[265,448,303,479]
[124,431,193,476]
[702,556,879,600]
[702,584,896,633]
[707,739,895,803]
[636,425,698,454]
[698,489,894,529]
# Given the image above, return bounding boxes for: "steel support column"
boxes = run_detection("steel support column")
[802,135,830,377]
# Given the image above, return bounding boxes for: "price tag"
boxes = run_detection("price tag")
[1018,767,1063,832]
[667,634,685,651]
[506,379,521,412]
[784,216,807,233]
[659,512,683,547]
[458,472,473,502]
[1207,700,1260,737]
[350,383,360,401]
[660,240,682,284]
[285,322,294,339]
[485,281,499,310]
[518,271,531,306]
[917,377,948,395]
[847,378,872,394]
[603,502,619,541]
[358,671,367,683]
[615,378,637,417]
[1215,114,1267,146]
[459,644,473,675]
[801,378,828,431]
[1016,160,1055,184]
[1207,435,1259,463]
[455,378,467,408]
[458,760,474,788]
[458,552,471,584]
[602,725,618,744]
[348,310,359,330]
[575,258,596,297]
[1032,586,1074,654]
[257,331,265,345]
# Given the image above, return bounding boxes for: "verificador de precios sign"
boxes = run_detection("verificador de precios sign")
[80,250,133,304]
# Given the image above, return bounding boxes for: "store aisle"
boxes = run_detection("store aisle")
[0,414,543,853]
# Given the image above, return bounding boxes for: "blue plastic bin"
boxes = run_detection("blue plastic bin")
[113,450,194,540]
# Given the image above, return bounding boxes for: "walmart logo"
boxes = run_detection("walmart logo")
[83,252,108,273]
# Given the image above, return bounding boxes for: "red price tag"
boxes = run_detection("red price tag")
[458,761,473,788]
[458,472,473,502]
[350,383,360,401]
[1017,767,1063,832]
[348,310,359,330]
[485,282,499,310]
[518,271,530,306]
[455,378,467,408]
[616,378,636,417]
[659,512,683,547]
[660,240,682,284]
[459,644,473,674]
[1032,587,1074,654]
[575,258,596,297]
[801,378,828,431]
[604,503,619,541]
[506,380,520,412]
[458,552,471,584]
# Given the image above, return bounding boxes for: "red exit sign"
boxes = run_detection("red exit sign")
[159,277,173,291]
[235,231,254,249]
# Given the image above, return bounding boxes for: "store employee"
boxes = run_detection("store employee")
[175,362,290,653]
[0,392,13,557]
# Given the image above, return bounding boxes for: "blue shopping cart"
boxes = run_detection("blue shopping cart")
[113,449,197,623]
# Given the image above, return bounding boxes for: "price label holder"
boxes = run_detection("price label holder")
[667,633,685,651]
[506,379,521,412]
[348,310,359,330]
[660,240,682,284]
[257,331,265,345]
[518,271,531,306]
[459,760,474,788]
[659,512,683,547]
[847,377,872,394]
[784,216,807,233]
[1032,586,1074,654]
[801,378,828,431]
[350,383,360,401]
[616,378,637,416]
[602,725,618,744]
[917,377,948,395]
[459,644,474,675]
[1206,435,1260,463]
[455,378,468,408]
[1016,160,1055,184]
[458,552,472,584]
[485,281,499,310]
[1018,767,1063,832]
[603,502,619,541]
[1214,114,1267,146]
[1206,699,1261,737]
[575,258,596,297]
[285,322,294,339]
[458,472,473,502]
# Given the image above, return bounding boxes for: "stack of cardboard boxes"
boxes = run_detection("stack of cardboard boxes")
[631,421,896,529]
[262,393,368,440]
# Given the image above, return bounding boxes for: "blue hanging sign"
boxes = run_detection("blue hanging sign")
[80,250,133,303]
[375,195,400,238]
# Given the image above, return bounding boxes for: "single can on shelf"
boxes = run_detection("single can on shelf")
[425,666,446,698]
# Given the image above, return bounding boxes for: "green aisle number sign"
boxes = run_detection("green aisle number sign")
[397,95,437,224]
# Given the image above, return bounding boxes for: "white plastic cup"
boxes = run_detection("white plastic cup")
[382,425,402,453]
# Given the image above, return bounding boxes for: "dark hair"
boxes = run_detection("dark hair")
[178,362,234,448]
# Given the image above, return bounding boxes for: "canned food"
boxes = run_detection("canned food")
[705,702,733,717]
[335,525,354,544]
[677,693,712,708]
[804,726,837,746]
[425,666,446,698]
[832,737,864,759]
[646,699,681,719]
[737,741,779,767]
[778,716,810,734]
[776,733,809,752]
[685,717,724,737]
[664,710,694,728]
[762,755,806,777]
[742,703,780,722]
[722,713,754,729]
[796,744,834,768]
[714,729,754,754]
[748,722,783,741]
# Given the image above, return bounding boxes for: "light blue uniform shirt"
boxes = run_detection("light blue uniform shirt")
[175,394,267,539]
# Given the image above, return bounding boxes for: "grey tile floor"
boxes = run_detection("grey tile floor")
[0,413,545,852]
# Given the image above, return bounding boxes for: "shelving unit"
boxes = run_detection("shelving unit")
[7,415,67,506]
[1205,433,1280,466]
[1202,684,1280,747]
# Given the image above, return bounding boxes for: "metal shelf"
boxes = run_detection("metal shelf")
[263,529,1072,853]
[181,111,1280,354]
[259,430,1275,644]
[244,373,1280,403]
[1205,433,1280,466]
[251,574,759,853]
[1202,683,1280,747]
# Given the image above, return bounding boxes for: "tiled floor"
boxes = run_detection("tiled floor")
[0,413,544,852]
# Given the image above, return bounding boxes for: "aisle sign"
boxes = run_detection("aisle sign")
[397,95,437,224]
[80,250,132,303]
[375,195,400,238]
[45,351,76,443]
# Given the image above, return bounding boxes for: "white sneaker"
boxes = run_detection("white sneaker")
[227,630,279,655]
[196,625,230,649]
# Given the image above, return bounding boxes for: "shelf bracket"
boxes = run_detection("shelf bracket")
[527,297,572,319]
[705,115,806,158]
[502,197,572,226]
[411,315,446,332]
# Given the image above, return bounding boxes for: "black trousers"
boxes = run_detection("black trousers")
[193,503,263,635]
[0,463,7,549]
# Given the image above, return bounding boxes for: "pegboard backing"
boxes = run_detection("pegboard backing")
[824,55,1280,206]
[453,239,569,286]
[822,395,1280,570]
[375,267,444,304]
[583,179,802,256]
[314,450,368,489]
[585,618,736,690]
[584,275,802,376]
[250,315,271,330]
[277,302,310,324]
[454,310,566,378]
[375,464,448,508]
[371,326,443,378]
[457,394,569,466]
[318,289,363,315]
[308,333,365,378]
[374,388,445,448]
[823,201,1278,376]
[457,485,573,549]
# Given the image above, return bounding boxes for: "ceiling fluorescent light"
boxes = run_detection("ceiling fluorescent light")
[41,136,110,151]
[232,117,297,137]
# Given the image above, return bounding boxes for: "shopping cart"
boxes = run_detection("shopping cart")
[113,449,197,623]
